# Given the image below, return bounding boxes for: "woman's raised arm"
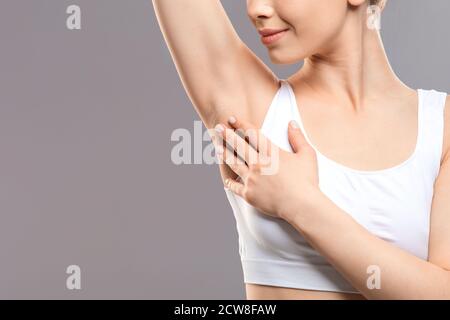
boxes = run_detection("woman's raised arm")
[152,0,278,128]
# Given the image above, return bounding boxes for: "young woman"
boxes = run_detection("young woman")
[153,0,450,299]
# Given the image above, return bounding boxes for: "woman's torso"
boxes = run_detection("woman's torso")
[245,283,366,300]
[219,76,448,300]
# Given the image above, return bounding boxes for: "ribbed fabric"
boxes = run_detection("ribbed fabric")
[224,79,447,293]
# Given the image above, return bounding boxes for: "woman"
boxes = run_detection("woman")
[153,0,450,299]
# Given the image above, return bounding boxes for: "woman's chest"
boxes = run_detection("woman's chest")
[317,162,432,259]
[237,159,433,261]
[298,99,419,172]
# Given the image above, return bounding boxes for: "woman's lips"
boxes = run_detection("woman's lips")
[259,29,289,45]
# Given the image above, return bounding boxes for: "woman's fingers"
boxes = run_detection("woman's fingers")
[215,124,259,165]
[288,120,310,153]
[224,177,245,197]
[216,144,249,180]
[227,116,272,157]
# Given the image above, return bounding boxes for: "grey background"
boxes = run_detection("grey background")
[0,0,449,299]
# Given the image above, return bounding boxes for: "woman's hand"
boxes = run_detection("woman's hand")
[213,116,322,222]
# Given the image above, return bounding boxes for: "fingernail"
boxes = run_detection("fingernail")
[290,120,300,129]
[228,116,236,124]
[215,124,225,133]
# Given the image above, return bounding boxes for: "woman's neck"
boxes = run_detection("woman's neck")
[291,7,410,112]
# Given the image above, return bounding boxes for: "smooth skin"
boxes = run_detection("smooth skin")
[153,0,450,299]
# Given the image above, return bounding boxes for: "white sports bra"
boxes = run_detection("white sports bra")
[224,79,447,293]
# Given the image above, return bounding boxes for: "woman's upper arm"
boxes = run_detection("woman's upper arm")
[428,96,450,269]
[152,0,279,128]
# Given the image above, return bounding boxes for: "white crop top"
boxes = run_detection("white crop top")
[224,79,447,293]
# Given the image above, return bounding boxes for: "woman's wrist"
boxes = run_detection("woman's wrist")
[280,186,326,227]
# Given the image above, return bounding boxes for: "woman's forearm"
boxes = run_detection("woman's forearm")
[286,190,450,299]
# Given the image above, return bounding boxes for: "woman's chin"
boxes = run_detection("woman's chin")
[267,49,303,65]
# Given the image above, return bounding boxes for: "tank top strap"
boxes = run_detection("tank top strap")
[260,79,299,152]
[417,88,448,180]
